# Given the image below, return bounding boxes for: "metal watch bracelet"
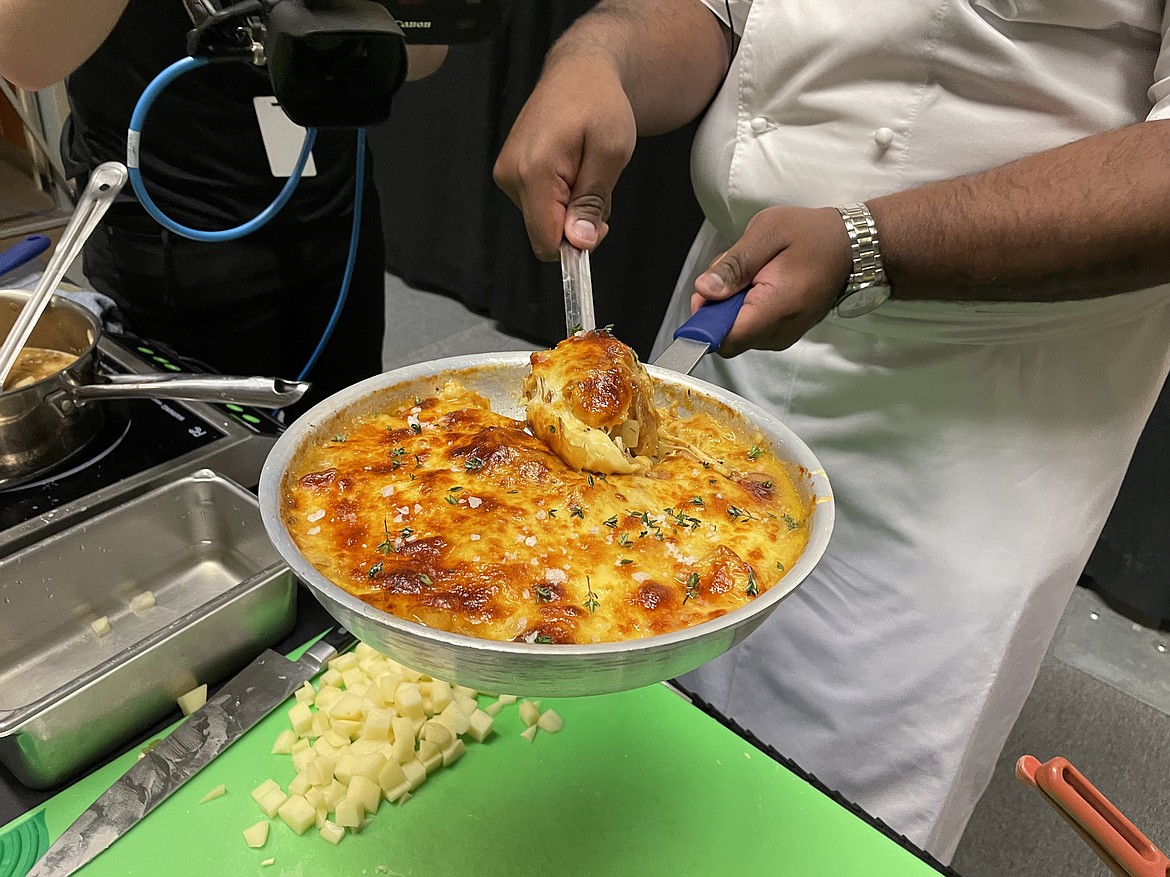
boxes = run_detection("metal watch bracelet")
[834,202,890,317]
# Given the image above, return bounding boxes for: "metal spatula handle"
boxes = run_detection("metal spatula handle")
[560,240,597,336]
[0,162,128,386]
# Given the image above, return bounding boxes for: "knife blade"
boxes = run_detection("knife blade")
[560,240,596,336]
[25,626,358,877]
[651,289,748,375]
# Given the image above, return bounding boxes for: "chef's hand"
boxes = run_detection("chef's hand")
[694,206,854,356]
[494,53,637,261]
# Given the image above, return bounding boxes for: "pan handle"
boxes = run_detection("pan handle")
[1016,755,1170,877]
[65,373,310,409]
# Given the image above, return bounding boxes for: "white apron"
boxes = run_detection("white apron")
[658,0,1170,861]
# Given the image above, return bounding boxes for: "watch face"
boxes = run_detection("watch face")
[835,283,891,318]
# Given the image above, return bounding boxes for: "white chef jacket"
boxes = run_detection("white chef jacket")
[656,0,1170,862]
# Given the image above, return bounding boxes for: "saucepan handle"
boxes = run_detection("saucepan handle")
[66,373,310,408]
[1016,755,1170,877]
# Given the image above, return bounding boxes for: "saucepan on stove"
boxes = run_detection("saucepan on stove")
[0,289,309,488]
[259,349,835,698]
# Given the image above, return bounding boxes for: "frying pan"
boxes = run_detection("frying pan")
[259,307,834,697]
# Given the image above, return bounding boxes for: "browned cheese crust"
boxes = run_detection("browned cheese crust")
[282,358,812,645]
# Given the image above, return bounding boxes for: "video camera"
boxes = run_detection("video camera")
[182,0,502,128]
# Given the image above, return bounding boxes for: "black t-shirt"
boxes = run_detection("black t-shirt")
[62,0,363,231]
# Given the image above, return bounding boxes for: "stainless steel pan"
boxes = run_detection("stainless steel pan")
[259,351,834,697]
[0,289,308,487]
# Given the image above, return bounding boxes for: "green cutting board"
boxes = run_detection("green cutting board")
[0,664,943,876]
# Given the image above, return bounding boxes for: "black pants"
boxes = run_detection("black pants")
[82,193,386,419]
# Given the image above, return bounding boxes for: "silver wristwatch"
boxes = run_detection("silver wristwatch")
[834,202,891,318]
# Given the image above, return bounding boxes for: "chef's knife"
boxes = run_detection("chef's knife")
[24,625,358,877]
[651,289,748,375]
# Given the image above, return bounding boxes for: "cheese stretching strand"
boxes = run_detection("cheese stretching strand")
[282,332,812,645]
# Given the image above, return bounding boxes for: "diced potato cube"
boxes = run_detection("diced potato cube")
[323,729,349,748]
[362,707,393,741]
[315,686,344,713]
[304,786,326,809]
[376,759,407,792]
[256,786,288,818]
[290,738,311,755]
[278,794,317,835]
[260,857,275,867]
[438,701,471,736]
[327,692,366,722]
[441,738,466,767]
[199,783,226,804]
[315,807,328,830]
[292,747,317,772]
[129,590,156,615]
[382,779,412,803]
[453,685,479,700]
[394,683,424,720]
[177,684,208,717]
[454,694,478,718]
[341,668,369,690]
[271,729,298,755]
[375,670,403,696]
[304,755,335,786]
[420,720,453,749]
[90,616,111,637]
[537,709,565,734]
[400,759,427,791]
[484,701,504,717]
[466,709,495,743]
[243,821,269,849]
[349,738,384,756]
[416,741,443,774]
[312,737,338,759]
[427,680,453,713]
[347,775,382,815]
[329,652,360,673]
[334,797,363,828]
[320,668,344,688]
[497,694,518,705]
[518,701,541,728]
[308,711,330,739]
[331,718,362,740]
[355,642,380,660]
[251,780,285,813]
[324,779,348,810]
[335,751,386,785]
[319,820,345,845]
[390,732,414,765]
[288,702,313,735]
[520,724,539,743]
[289,772,312,797]
[294,681,316,706]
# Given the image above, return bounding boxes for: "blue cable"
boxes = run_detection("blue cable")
[298,128,365,381]
[126,54,367,389]
[127,55,315,243]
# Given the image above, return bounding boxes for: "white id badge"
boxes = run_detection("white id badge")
[253,96,317,178]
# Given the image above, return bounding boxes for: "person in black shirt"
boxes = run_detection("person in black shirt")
[1,0,446,415]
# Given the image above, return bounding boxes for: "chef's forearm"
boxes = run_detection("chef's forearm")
[545,0,730,137]
[869,119,1170,302]
[0,0,129,89]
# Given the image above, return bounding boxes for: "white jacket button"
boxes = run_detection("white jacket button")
[873,127,895,148]
[750,116,769,134]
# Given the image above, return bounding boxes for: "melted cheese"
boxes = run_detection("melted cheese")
[282,367,812,646]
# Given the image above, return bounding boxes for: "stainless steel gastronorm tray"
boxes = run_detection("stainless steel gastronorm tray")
[0,469,296,788]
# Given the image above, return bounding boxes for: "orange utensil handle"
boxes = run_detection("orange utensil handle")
[1016,755,1170,877]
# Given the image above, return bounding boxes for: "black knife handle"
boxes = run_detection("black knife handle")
[301,625,359,672]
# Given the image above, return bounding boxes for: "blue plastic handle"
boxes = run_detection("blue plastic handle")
[672,288,748,349]
[0,235,51,280]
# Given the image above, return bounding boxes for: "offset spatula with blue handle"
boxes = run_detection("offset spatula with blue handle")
[651,289,748,375]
